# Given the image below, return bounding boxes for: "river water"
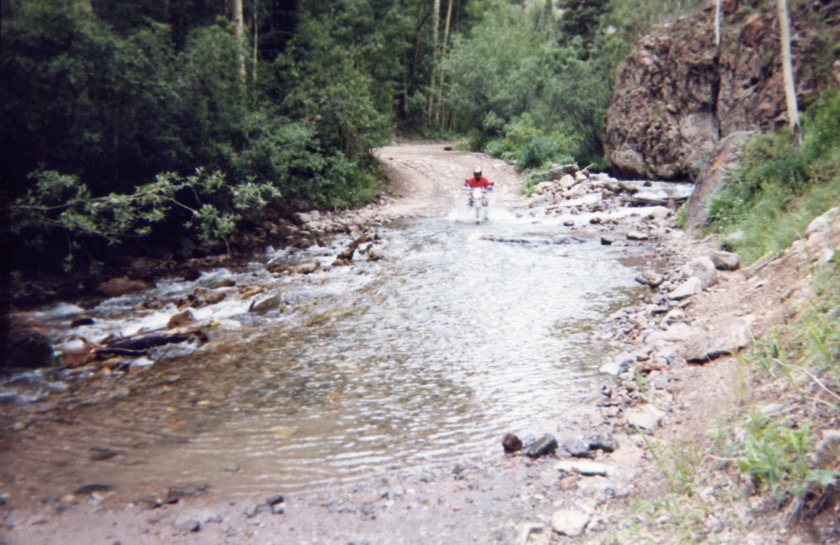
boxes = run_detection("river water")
[3,200,661,505]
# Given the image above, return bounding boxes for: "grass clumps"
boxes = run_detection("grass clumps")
[623,267,840,544]
[705,90,840,264]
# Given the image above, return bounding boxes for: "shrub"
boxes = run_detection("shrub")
[705,90,840,264]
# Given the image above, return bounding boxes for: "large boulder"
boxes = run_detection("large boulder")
[684,132,754,231]
[605,0,840,181]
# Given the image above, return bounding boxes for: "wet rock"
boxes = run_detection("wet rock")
[70,316,95,327]
[293,262,321,275]
[89,447,122,461]
[627,230,649,241]
[522,434,558,458]
[249,294,283,314]
[167,309,195,329]
[173,510,221,532]
[600,355,634,376]
[97,277,150,297]
[635,270,664,288]
[267,493,286,514]
[551,508,590,537]
[74,483,114,495]
[210,278,236,288]
[502,433,523,453]
[166,483,210,503]
[4,328,54,369]
[600,234,617,245]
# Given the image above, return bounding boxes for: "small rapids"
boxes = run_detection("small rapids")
[1,186,686,503]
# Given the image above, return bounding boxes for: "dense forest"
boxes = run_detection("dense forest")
[2,0,709,277]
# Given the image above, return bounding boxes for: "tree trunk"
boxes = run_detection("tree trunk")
[231,0,247,82]
[776,0,801,149]
[252,0,259,83]
[436,0,454,127]
[426,0,441,129]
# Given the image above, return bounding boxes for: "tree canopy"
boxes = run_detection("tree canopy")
[1,0,705,275]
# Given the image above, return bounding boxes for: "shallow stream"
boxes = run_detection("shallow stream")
[3,199,665,504]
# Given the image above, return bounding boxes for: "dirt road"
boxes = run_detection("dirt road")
[372,142,527,219]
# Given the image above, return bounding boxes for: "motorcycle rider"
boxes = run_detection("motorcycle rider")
[463,166,493,209]
[463,167,494,190]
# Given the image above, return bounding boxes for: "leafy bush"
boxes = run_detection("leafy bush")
[517,137,562,170]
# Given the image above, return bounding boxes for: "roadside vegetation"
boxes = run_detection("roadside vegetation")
[705,90,840,265]
[619,91,840,543]
[618,264,838,544]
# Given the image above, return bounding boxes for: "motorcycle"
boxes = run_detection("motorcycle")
[464,186,491,223]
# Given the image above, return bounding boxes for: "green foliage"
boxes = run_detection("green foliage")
[2,0,399,275]
[726,267,840,498]
[9,168,280,270]
[734,414,816,495]
[442,1,624,167]
[705,91,840,264]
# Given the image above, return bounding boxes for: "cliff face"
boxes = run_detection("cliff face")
[604,0,839,181]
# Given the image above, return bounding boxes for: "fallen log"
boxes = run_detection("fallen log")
[92,326,208,359]
[626,195,689,208]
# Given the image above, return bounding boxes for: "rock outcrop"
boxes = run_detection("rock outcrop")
[605,0,840,181]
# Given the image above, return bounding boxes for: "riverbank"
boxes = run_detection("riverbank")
[2,143,837,544]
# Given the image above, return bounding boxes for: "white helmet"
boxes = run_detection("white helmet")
[474,167,482,177]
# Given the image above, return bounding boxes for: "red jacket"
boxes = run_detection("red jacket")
[464,175,493,189]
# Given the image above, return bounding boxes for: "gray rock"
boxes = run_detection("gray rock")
[806,207,838,237]
[647,206,671,220]
[555,460,609,476]
[523,434,558,458]
[547,164,580,179]
[625,404,666,432]
[814,429,840,469]
[669,277,703,300]
[686,256,718,289]
[711,250,740,271]
[551,508,590,537]
[627,230,649,241]
[559,174,577,189]
[563,438,592,458]
[600,234,617,245]
[682,316,754,363]
[586,433,618,453]
[600,355,633,376]
[816,248,835,264]
[173,510,221,532]
[249,294,283,313]
[636,270,664,288]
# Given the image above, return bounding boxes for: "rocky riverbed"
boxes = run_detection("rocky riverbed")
[1,143,837,545]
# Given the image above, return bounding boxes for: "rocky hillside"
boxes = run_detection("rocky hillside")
[604,0,840,181]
